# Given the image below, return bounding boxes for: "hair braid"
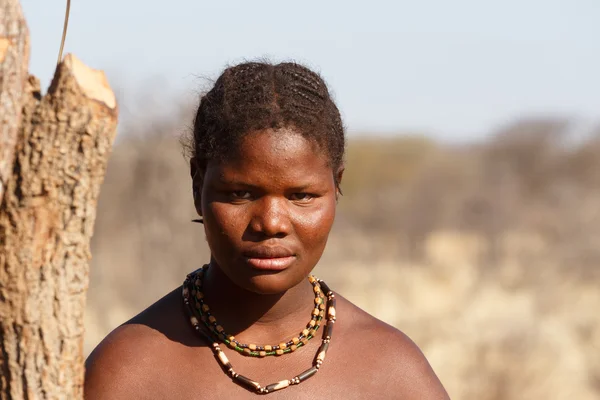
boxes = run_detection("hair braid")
[190,61,346,180]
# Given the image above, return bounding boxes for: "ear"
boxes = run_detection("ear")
[190,157,205,217]
[335,165,345,199]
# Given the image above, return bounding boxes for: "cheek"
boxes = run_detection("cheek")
[203,202,248,242]
[294,200,336,245]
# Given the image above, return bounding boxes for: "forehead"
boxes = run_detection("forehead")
[207,129,332,184]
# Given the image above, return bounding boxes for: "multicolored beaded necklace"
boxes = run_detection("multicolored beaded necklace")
[188,265,325,356]
[182,264,336,395]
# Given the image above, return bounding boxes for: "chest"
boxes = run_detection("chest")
[151,345,387,400]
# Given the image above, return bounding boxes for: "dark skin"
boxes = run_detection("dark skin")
[84,129,450,399]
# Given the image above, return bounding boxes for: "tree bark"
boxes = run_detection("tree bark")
[0,9,118,397]
[0,0,29,204]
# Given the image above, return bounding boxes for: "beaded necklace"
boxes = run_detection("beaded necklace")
[182,265,336,395]
[189,265,325,357]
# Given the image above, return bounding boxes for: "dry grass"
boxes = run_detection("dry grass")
[86,109,600,399]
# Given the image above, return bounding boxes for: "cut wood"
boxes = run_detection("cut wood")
[0,1,119,397]
[0,0,29,204]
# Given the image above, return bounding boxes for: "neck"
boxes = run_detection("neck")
[200,258,315,343]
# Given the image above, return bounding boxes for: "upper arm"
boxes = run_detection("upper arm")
[84,325,153,399]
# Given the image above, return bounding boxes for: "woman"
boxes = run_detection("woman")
[84,62,449,399]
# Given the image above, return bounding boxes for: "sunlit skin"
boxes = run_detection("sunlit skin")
[195,128,341,293]
[187,128,343,333]
[83,128,450,399]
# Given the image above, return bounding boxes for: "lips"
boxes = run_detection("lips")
[243,246,295,259]
[242,247,296,271]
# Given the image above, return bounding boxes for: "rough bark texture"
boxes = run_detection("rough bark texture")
[0,0,29,204]
[0,50,118,399]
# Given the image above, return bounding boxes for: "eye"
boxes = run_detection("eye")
[231,190,252,200]
[289,193,314,202]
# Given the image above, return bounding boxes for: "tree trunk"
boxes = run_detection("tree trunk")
[0,2,118,397]
[0,0,29,204]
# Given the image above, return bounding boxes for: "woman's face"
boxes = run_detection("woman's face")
[194,128,341,294]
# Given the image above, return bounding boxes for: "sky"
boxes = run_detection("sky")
[19,0,600,141]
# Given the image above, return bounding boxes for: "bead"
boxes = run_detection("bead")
[216,351,232,369]
[195,279,201,286]
[265,380,290,393]
[259,351,267,357]
[276,349,284,356]
[208,316,216,324]
[324,321,334,339]
[216,325,224,333]
[195,301,201,309]
[202,304,209,312]
[315,297,323,305]
[264,345,272,351]
[234,374,261,391]
[312,308,320,316]
[292,337,300,344]
[196,292,203,299]
[290,345,297,351]
[228,336,235,342]
[296,366,319,382]
[316,342,329,363]
[182,287,189,297]
[279,343,287,350]
[318,280,332,295]
[313,285,321,293]
[328,306,336,320]
[319,310,325,318]
[319,303,326,310]
[329,297,337,309]
[302,329,309,336]
[309,320,316,327]
[308,276,316,284]
[243,348,252,355]
[249,344,257,351]
[301,338,309,345]
[190,316,198,326]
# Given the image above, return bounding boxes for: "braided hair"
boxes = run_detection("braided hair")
[188,61,346,186]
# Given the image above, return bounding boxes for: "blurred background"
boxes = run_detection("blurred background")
[22,1,600,398]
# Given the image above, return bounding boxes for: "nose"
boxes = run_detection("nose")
[249,197,291,238]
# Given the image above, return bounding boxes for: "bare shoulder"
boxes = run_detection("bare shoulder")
[84,288,191,399]
[335,294,450,399]
[84,323,157,398]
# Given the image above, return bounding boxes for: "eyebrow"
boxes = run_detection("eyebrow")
[216,178,322,192]
[216,178,259,187]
